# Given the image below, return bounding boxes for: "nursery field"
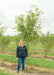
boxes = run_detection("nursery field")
[0,70,14,75]
[0,41,54,75]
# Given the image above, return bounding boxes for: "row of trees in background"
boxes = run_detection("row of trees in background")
[0,23,11,51]
[0,5,54,58]
[40,32,54,57]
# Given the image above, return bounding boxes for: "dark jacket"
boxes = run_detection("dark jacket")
[16,45,28,58]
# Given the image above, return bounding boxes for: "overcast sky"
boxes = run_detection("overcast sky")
[0,0,54,36]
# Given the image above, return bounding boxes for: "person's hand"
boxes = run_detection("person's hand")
[16,57,19,60]
[26,57,28,59]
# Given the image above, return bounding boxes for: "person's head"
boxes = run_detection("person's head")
[19,39,24,47]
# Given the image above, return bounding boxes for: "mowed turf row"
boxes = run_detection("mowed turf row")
[0,54,54,69]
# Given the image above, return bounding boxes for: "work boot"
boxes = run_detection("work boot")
[22,71,25,73]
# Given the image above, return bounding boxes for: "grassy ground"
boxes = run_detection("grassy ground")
[0,54,54,69]
[0,41,54,75]
[0,70,14,75]
[0,48,54,56]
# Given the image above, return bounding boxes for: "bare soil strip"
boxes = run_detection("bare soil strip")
[0,59,54,75]
[0,50,54,60]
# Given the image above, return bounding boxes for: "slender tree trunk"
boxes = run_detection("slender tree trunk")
[44,49,47,58]
[2,47,4,53]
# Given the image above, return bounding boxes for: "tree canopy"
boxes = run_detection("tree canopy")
[15,5,43,49]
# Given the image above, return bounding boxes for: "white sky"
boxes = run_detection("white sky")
[0,0,54,36]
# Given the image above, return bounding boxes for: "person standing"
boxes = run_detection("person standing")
[16,40,28,73]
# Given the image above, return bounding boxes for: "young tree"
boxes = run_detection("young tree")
[0,23,7,50]
[40,32,54,58]
[0,23,6,37]
[0,36,11,51]
[15,5,43,49]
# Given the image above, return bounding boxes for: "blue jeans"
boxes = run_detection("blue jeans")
[17,57,26,71]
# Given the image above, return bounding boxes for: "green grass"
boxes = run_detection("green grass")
[0,54,54,69]
[29,51,54,55]
[0,54,17,63]
[29,50,54,56]
[0,48,54,56]
[0,70,14,75]
[0,48,16,52]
